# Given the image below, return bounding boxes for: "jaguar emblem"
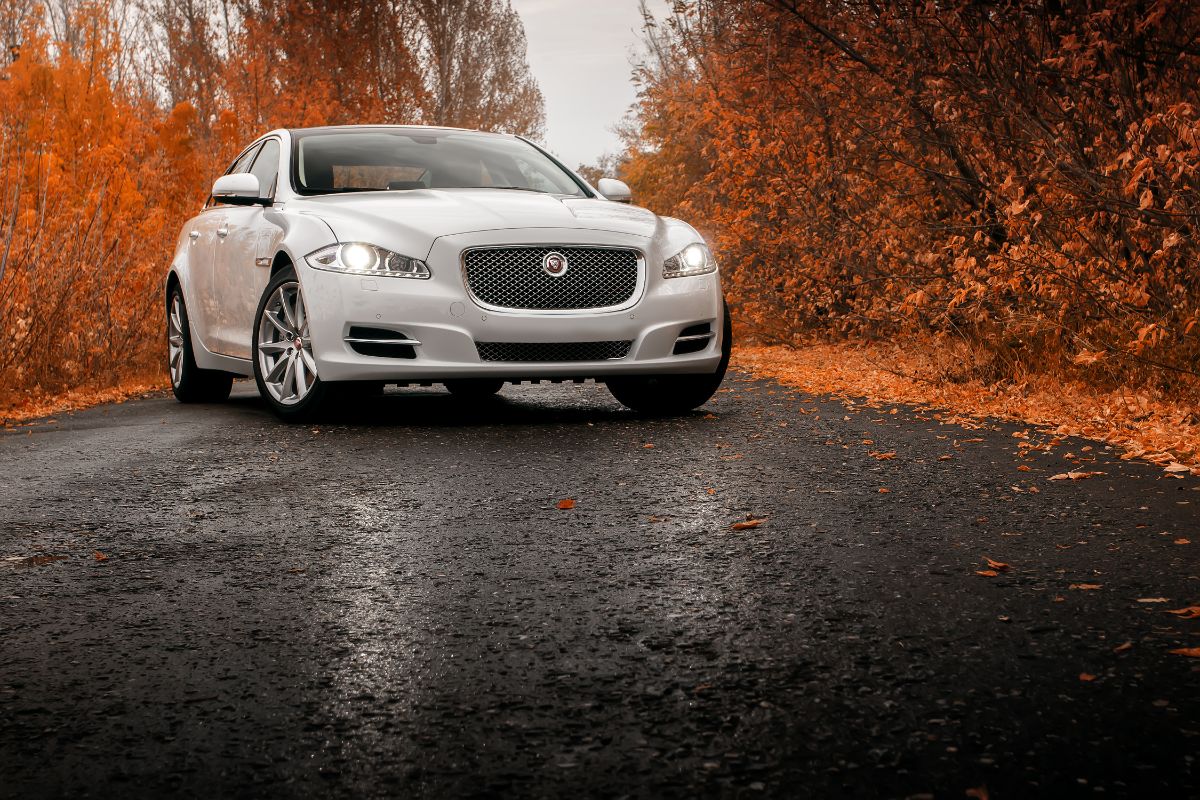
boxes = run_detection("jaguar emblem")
[542,251,569,277]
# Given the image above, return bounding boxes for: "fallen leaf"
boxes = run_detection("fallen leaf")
[287,567,306,574]
[976,569,999,577]
[938,454,953,461]
[878,487,891,493]
[1079,672,1096,682]
[557,498,575,510]
[1136,597,1170,603]
[1069,583,1103,590]
[1169,647,1200,658]
[1017,465,1032,472]
[1049,470,1105,481]
[731,516,766,530]
[1174,538,1190,545]
[93,551,108,562]
[643,443,655,449]
[1164,462,1190,474]
[1166,606,1200,619]
[1113,641,1133,653]
[868,450,897,460]
[984,557,1010,571]
[14,554,67,568]
[966,787,990,800]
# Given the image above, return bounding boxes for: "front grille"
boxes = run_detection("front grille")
[463,246,639,310]
[476,341,632,362]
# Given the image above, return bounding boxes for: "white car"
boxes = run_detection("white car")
[166,125,730,421]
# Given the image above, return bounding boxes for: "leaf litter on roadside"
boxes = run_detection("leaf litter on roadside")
[1049,470,1106,481]
[731,515,767,531]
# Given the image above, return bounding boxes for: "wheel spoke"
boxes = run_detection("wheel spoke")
[294,354,308,396]
[168,334,183,347]
[281,355,297,399]
[301,349,318,376]
[259,340,290,354]
[280,288,298,330]
[265,309,291,337]
[294,296,306,333]
[266,353,289,383]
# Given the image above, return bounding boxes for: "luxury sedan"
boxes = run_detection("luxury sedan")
[166,125,731,421]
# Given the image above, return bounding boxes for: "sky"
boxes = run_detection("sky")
[509,0,671,171]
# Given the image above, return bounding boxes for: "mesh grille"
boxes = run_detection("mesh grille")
[463,246,639,310]
[476,341,632,362]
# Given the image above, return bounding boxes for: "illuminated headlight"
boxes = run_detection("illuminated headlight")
[305,243,430,279]
[663,242,716,278]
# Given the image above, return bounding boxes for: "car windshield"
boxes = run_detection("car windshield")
[291,129,588,197]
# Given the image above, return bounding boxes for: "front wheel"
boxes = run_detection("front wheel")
[167,286,233,403]
[607,301,732,415]
[252,266,337,422]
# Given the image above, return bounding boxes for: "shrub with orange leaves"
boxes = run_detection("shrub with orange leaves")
[624,1,1200,396]
[0,0,545,417]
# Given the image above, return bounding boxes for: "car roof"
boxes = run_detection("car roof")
[286,124,512,138]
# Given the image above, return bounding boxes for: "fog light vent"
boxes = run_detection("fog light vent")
[673,322,714,355]
[344,326,419,359]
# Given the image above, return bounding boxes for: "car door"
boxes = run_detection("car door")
[182,208,224,355]
[192,144,261,354]
[211,139,283,358]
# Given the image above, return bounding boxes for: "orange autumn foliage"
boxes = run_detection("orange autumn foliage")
[0,0,544,416]
[624,1,1200,395]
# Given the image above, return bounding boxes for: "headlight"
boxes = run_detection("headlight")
[663,242,716,278]
[305,243,431,279]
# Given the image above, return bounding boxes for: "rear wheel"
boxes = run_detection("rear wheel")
[444,378,505,399]
[607,301,732,415]
[167,285,233,403]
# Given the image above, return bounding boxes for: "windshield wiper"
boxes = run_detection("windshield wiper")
[481,186,549,193]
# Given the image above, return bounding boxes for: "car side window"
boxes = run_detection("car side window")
[248,139,281,200]
[227,144,261,176]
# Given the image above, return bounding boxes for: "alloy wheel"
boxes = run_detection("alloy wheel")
[168,294,185,388]
[257,281,317,405]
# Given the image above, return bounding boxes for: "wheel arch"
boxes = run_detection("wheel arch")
[270,250,294,277]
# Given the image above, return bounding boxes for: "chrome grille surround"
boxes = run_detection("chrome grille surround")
[476,341,633,363]
[461,245,644,313]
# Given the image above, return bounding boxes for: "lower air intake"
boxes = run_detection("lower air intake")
[476,341,632,363]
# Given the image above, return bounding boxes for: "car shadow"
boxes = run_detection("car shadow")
[224,382,719,429]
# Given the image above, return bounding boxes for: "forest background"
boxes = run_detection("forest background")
[2,0,1197,468]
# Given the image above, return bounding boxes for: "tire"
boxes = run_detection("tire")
[167,284,234,403]
[251,265,337,423]
[607,301,732,415]
[444,378,505,399]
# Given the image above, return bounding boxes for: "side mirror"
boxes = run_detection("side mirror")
[596,177,632,204]
[211,173,267,206]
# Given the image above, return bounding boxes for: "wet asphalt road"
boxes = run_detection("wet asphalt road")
[1,374,1198,799]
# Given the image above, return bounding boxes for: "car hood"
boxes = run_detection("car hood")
[287,189,660,257]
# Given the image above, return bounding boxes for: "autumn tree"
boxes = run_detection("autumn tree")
[624,0,1200,385]
[0,0,548,406]
[412,0,544,136]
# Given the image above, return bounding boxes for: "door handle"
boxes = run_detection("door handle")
[189,230,200,241]
[216,225,229,238]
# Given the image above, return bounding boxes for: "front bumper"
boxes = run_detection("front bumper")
[301,228,724,382]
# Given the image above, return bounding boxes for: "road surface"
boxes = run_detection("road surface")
[2,376,1198,798]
